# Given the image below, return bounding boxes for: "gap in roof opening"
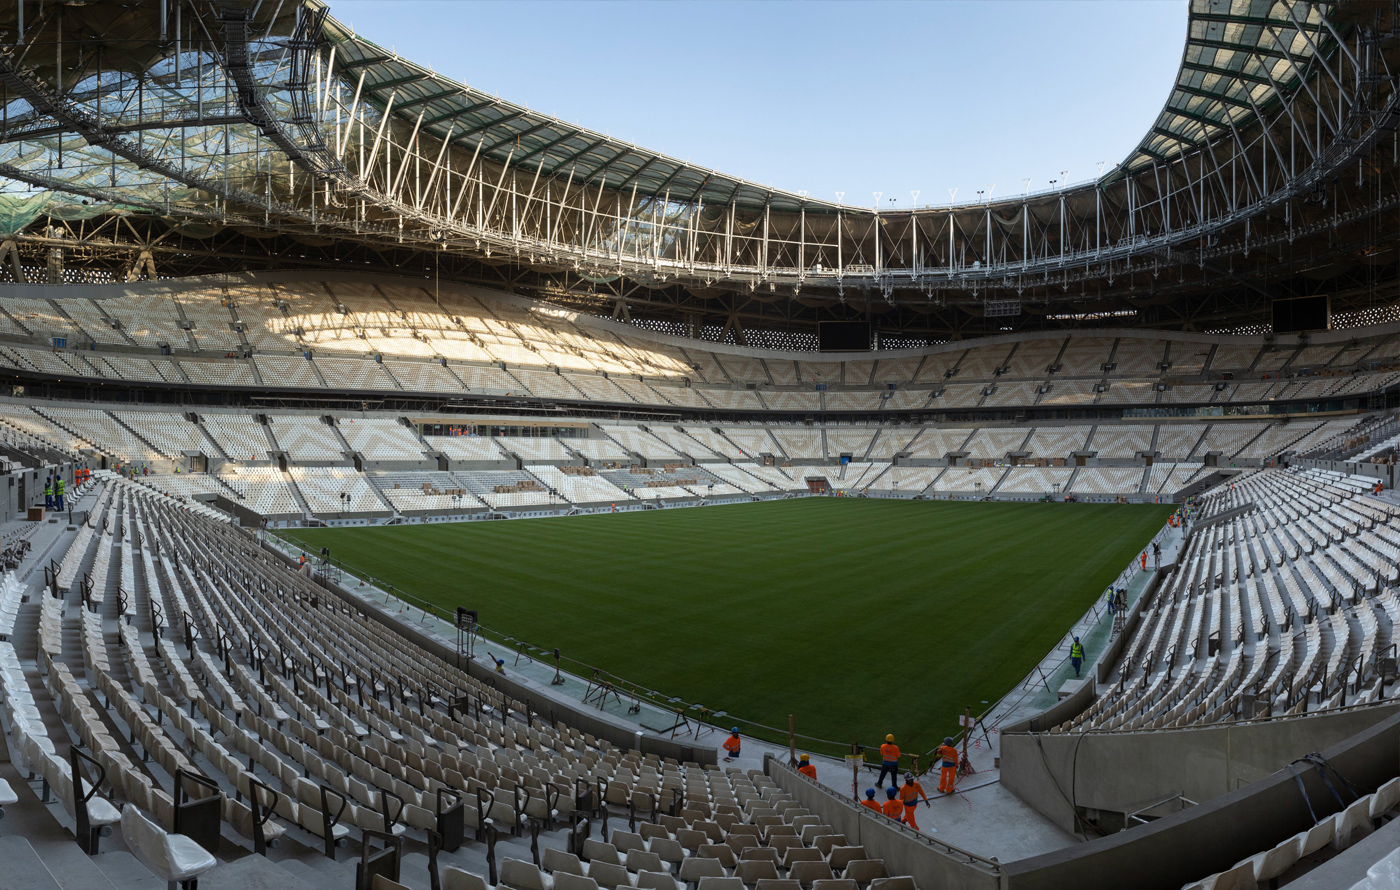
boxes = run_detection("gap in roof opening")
[330,0,1187,208]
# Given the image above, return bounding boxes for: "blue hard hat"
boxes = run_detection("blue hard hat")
[731,727,739,732]
[886,787,898,798]
[865,788,876,798]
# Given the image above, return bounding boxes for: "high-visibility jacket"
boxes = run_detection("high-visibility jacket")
[1070,642,1085,660]
[44,483,52,496]
[879,743,900,762]
[798,763,816,779]
[880,798,903,818]
[723,735,741,753]
[859,798,882,813]
[898,781,927,805]
[56,480,64,496]
[936,744,959,768]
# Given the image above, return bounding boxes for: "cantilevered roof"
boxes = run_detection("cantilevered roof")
[1125,0,1333,169]
[318,8,830,215]
[320,0,1336,208]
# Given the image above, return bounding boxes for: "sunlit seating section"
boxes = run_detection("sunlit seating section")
[113,412,211,460]
[869,465,944,494]
[455,470,558,509]
[1198,423,1271,459]
[930,466,1005,493]
[39,407,161,463]
[905,427,975,459]
[528,465,631,505]
[568,436,632,462]
[998,466,1075,494]
[431,435,506,462]
[494,435,577,463]
[601,426,685,462]
[1071,467,1146,495]
[268,416,346,462]
[314,355,396,390]
[769,428,824,462]
[1146,461,1205,494]
[216,465,301,515]
[290,466,389,513]
[371,471,486,513]
[337,417,429,461]
[198,412,272,461]
[1024,427,1090,461]
[177,358,258,387]
[252,354,323,388]
[383,359,465,393]
[964,428,1030,461]
[1091,425,1155,458]
[1156,425,1207,459]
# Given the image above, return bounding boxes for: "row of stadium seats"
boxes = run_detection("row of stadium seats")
[1067,468,1400,732]
[12,474,918,889]
[3,282,1399,410]
[0,402,1357,468]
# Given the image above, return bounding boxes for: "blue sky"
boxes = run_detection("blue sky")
[329,1,1187,207]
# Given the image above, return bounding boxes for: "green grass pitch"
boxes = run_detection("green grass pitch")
[287,498,1171,757]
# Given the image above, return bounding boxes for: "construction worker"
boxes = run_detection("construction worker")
[797,754,816,780]
[898,774,930,829]
[1070,636,1086,678]
[43,476,53,510]
[879,787,903,820]
[1140,551,1147,571]
[936,737,960,794]
[876,734,900,788]
[859,788,881,813]
[55,476,65,511]
[723,728,742,761]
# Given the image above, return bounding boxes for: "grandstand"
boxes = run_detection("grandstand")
[0,1,1398,889]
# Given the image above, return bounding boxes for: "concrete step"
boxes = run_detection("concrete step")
[89,851,163,890]
[271,857,349,890]
[17,838,122,890]
[200,855,322,890]
[0,835,65,890]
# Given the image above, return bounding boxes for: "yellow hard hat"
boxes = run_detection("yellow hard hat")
[885,734,894,743]
[800,754,809,762]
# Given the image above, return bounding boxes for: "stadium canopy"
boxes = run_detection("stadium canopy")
[0,0,1398,343]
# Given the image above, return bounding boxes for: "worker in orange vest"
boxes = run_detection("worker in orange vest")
[879,787,903,819]
[859,788,881,813]
[936,737,960,794]
[898,773,931,829]
[1140,551,1147,570]
[876,734,900,788]
[723,728,742,761]
[797,754,816,779]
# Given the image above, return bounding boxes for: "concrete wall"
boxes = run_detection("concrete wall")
[1002,712,1400,890]
[764,757,1002,890]
[1002,704,1400,833]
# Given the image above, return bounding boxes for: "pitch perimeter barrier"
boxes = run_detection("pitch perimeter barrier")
[1000,710,1400,890]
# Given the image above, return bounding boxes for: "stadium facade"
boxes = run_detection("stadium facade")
[0,2,1399,890]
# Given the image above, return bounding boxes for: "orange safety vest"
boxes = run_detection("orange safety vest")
[936,745,959,767]
[899,781,926,805]
[880,743,900,762]
[860,798,882,813]
[723,735,741,752]
[798,763,816,779]
[880,798,903,818]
